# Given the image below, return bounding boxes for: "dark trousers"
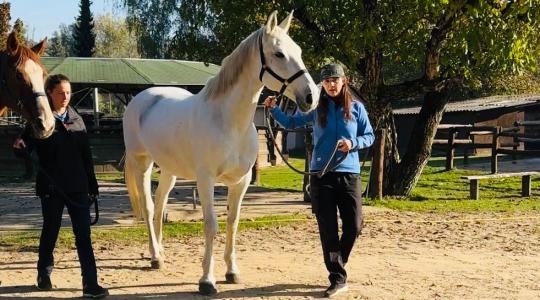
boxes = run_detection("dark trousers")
[310,172,362,285]
[38,192,97,287]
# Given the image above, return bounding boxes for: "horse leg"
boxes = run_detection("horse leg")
[153,171,176,256]
[197,176,218,295]
[128,153,162,269]
[224,170,251,284]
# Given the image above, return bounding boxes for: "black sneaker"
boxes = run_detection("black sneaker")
[83,284,109,299]
[36,274,52,291]
[324,282,348,298]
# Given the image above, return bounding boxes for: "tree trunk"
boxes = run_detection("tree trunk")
[387,91,449,195]
[377,2,462,196]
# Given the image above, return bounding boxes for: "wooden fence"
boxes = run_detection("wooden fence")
[435,121,540,173]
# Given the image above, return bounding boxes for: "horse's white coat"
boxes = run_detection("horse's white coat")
[122,11,319,294]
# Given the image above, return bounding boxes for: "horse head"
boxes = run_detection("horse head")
[259,11,319,112]
[0,32,54,139]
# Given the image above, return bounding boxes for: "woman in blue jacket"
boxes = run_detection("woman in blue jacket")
[264,63,374,298]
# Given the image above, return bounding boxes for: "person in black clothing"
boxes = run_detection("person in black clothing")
[13,74,108,299]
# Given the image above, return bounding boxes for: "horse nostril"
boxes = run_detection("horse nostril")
[306,94,313,105]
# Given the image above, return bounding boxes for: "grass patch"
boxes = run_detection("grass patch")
[258,158,305,191]
[258,157,371,191]
[96,172,124,183]
[0,214,311,251]
[257,156,540,213]
[372,163,540,212]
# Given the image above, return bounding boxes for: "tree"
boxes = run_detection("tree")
[73,0,96,57]
[118,0,178,58]
[12,18,26,45]
[47,24,76,57]
[118,0,540,196]
[0,2,10,49]
[94,14,140,58]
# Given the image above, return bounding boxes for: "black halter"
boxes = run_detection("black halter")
[258,35,308,95]
[0,52,47,114]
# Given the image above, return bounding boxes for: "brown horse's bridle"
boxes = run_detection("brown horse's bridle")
[0,52,47,118]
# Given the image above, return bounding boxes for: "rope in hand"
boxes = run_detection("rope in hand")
[264,97,348,178]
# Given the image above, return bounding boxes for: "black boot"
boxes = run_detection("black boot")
[36,273,52,291]
[324,282,348,298]
[83,284,109,299]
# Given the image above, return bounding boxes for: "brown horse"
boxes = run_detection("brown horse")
[0,31,54,139]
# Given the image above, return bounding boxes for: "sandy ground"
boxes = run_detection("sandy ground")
[1,180,540,299]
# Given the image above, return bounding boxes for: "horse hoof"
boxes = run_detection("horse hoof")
[151,259,164,269]
[199,282,218,296]
[225,273,241,284]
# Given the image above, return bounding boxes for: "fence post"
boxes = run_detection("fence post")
[522,175,531,197]
[251,157,260,184]
[446,128,456,171]
[371,129,385,200]
[93,88,100,128]
[491,126,500,174]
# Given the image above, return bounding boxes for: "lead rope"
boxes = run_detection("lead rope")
[264,98,348,178]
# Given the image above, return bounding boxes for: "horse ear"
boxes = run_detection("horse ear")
[278,10,294,33]
[31,37,48,55]
[6,32,19,53]
[265,10,278,34]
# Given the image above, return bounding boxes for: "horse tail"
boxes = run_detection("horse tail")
[123,92,155,221]
[124,154,143,220]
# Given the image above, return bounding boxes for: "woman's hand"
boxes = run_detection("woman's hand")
[263,96,277,108]
[337,139,352,152]
[13,138,26,149]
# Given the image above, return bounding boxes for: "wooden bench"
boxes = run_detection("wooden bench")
[461,171,540,200]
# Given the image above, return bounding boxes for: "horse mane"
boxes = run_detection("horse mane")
[202,28,263,100]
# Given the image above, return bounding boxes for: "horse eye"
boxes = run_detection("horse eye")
[274,52,285,58]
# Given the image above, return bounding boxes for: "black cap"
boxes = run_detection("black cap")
[320,63,345,80]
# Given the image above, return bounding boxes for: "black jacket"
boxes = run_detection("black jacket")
[15,106,99,197]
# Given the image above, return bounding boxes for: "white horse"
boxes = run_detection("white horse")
[123,11,319,295]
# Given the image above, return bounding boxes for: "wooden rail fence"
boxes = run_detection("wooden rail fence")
[436,121,540,174]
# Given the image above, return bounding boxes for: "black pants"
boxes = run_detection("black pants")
[38,192,98,287]
[310,172,362,285]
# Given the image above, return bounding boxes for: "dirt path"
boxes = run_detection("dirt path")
[1,205,539,299]
[1,180,540,299]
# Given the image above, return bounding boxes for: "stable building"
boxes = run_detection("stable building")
[0,57,220,176]
[393,94,540,155]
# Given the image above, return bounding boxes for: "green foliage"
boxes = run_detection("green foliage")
[439,0,540,85]
[94,14,140,58]
[0,2,11,50]
[49,13,140,59]
[46,24,76,57]
[119,0,178,58]
[115,0,540,93]
[12,18,26,45]
[98,93,126,117]
[73,0,96,57]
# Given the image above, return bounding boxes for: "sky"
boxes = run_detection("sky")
[7,0,126,41]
